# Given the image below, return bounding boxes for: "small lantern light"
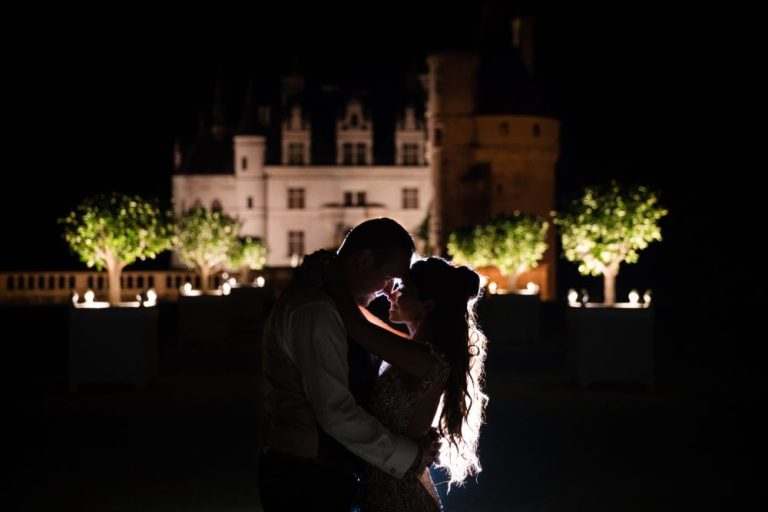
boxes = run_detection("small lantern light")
[567,288,579,307]
[71,291,80,306]
[488,282,498,294]
[221,282,231,296]
[526,282,540,294]
[290,253,300,268]
[146,288,157,303]
[643,289,652,308]
[84,289,95,304]
[182,282,192,295]
[628,289,640,305]
[579,288,589,306]
[255,276,266,288]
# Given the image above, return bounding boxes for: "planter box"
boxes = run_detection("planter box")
[228,286,268,346]
[68,306,158,391]
[476,293,541,344]
[567,305,654,389]
[177,294,233,347]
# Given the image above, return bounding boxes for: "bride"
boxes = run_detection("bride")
[326,257,489,511]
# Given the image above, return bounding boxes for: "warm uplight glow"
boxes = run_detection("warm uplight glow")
[227,277,237,287]
[84,289,95,304]
[567,288,579,307]
[71,292,80,306]
[180,282,202,297]
[628,289,640,305]
[526,282,540,294]
[146,288,157,303]
[255,276,266,288]
[221,282,232,296]
[488,282,498,294]
[290,253,300,268]
[643,290,652,308]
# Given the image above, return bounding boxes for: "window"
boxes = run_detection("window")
[288,188,305,209]
[403,144,420,165]
[356,191,366,206]
[241,156,248,170]
[247,196,253,209]
[350,114,358,127]
[288,143,305,165]
[288,230,305,257]
[533,123,541,137]
[434,128,442,146]
[356,143,367,165]
[402,188,419,209]
[344,191,354,207]
[343,143,353,165]
[499,122,509,135]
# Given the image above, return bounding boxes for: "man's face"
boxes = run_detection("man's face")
[353,250,411,306]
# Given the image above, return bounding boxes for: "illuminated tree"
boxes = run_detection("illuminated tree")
[174,206,241,291]
[227,236,267,283]
[447,211,549,290]
[60,193,173,304]
[553,182,668,305]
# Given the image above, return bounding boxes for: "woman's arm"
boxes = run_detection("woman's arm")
[326,281,440,380]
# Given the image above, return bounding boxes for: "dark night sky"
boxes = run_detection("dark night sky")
[2,7,759,300]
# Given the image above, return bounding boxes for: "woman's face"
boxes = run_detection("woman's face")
[388,278,429,325]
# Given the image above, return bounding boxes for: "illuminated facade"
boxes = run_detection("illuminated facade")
[173,76,431,267]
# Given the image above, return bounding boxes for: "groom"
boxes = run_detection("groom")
[258,218,436,511]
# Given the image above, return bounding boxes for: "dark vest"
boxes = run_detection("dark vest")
[316,337,379,472]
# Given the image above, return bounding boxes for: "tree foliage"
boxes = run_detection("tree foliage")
[228,236,267,272]
[553,182,667,276]
[447,211,549,288]
[174,206,241,289]
[60,193,173,270]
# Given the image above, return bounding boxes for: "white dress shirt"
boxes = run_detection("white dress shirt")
[271,286,417,478]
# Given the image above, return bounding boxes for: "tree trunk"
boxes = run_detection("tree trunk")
[107,263,123,305]
[507,272,521,291]
[603,267,618,306]
[199,265,211,292]
[240,265,250,285]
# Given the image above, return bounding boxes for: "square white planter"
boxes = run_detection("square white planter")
[567,305,654,389]
[68,306,158,391]
[477,293,541,344]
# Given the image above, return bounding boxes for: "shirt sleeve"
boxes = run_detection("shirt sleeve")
[287,300,417,478]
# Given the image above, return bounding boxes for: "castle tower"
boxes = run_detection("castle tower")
[426,44,560,299]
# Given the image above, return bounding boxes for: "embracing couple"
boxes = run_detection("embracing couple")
[258,218,488,511]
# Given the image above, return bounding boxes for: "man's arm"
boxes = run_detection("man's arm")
[287,300,418,478]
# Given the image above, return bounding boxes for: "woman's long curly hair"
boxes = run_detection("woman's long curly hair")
[406,257,489,490]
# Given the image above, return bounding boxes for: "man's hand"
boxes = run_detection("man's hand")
[410,429,443,473]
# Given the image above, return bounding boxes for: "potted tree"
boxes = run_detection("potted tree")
[448,212,549,343]
[553,182,668,388]
[227,236,267,285]
[173,206,241,346]
[60,193,172,390]
[226,236,269,346]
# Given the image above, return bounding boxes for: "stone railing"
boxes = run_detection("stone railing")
[0,268,289,305]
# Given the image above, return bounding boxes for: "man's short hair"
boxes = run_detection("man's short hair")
[337,218,415,262]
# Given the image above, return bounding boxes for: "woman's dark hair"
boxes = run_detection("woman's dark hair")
[337,217,415,263]
[406,257,488,488]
